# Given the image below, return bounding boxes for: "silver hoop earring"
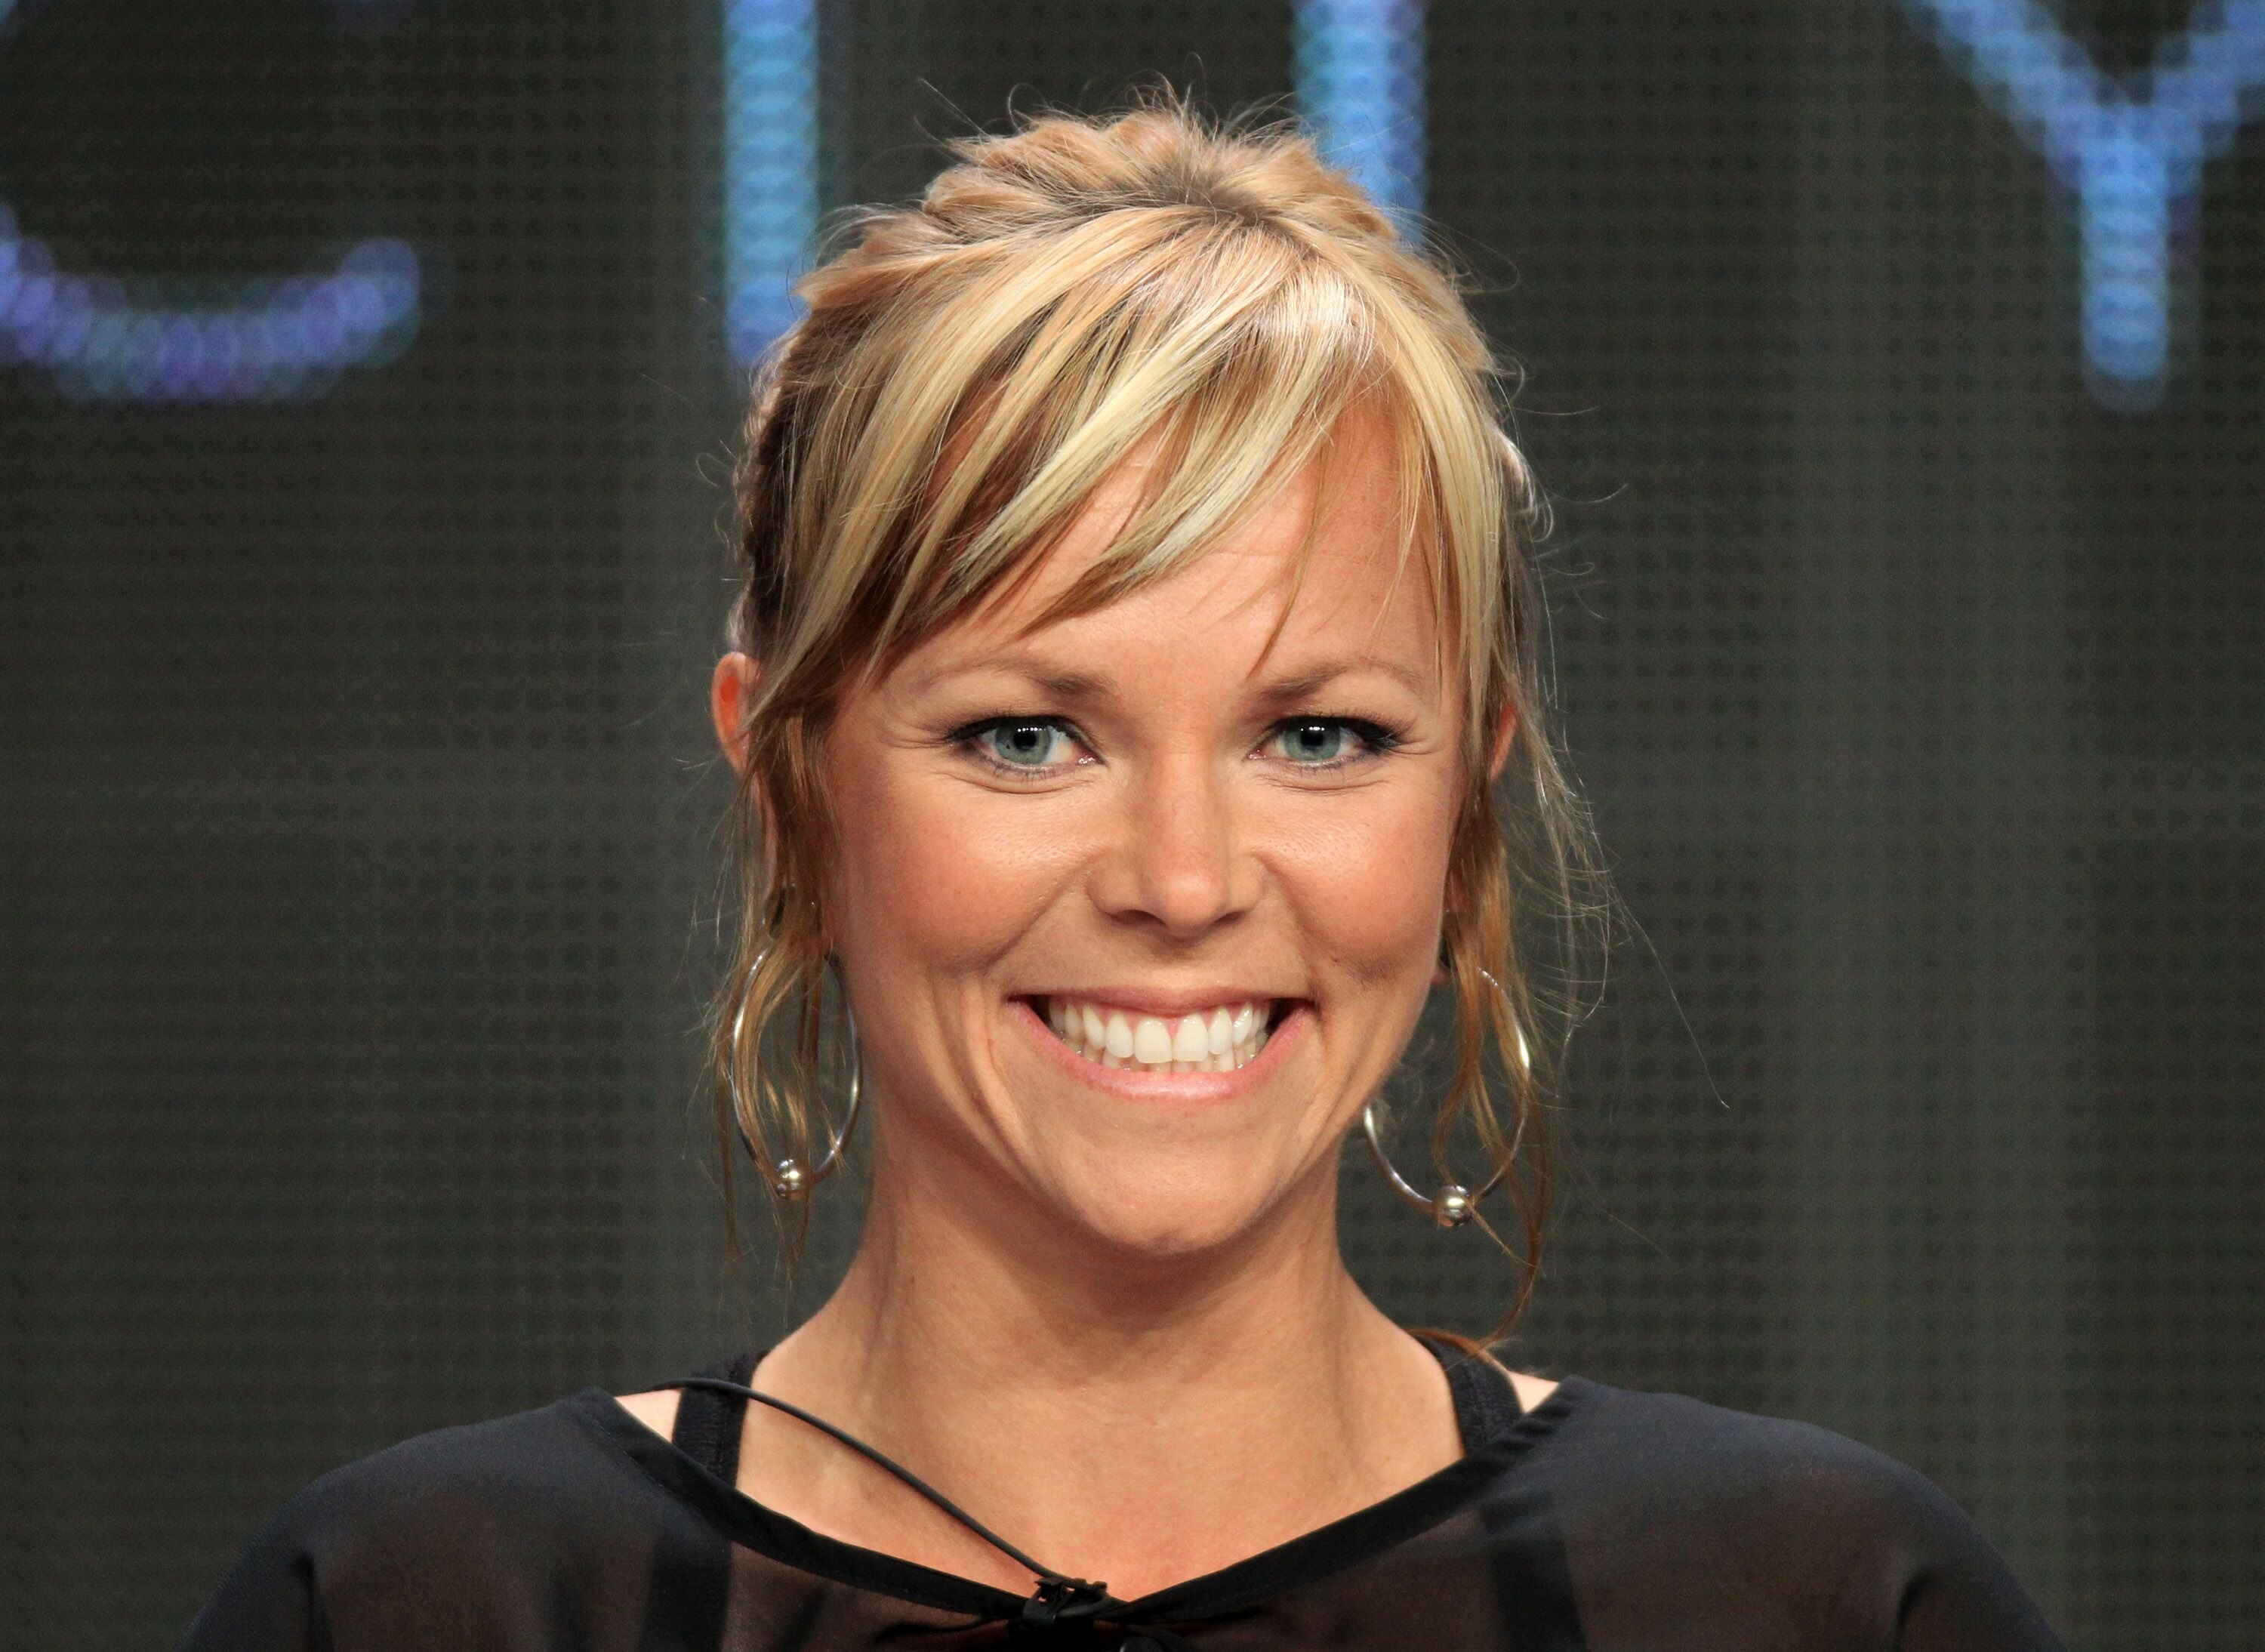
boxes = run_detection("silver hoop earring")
[727,945,863,1198]
[1362,966,1524,1228]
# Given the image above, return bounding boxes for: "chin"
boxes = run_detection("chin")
[1020,1143,1309,1266]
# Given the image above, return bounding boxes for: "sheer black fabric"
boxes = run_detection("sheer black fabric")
[178,1339,2066,1650]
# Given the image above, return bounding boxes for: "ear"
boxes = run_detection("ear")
[1486,700,1521,781]
[712,652,786,894]
[1435,705,1520,988]
[710,652,763,775]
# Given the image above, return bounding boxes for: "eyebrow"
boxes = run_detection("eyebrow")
[1250,658,1432,703]
[913,652,1430,704]
[904,654,1116,702]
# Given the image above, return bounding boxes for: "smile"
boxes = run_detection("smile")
[1038,997,1277,1074]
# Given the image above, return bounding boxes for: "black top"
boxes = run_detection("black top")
[177,1341,2066,1650]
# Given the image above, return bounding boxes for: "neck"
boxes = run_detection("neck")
[750,1139,1461,1599]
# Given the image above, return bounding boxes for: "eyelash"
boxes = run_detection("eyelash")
[946,714,1408,778]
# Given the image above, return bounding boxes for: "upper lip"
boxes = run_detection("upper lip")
[1025,988,1299,1019]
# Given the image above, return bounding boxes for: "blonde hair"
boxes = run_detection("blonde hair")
[713,88,1602,1329]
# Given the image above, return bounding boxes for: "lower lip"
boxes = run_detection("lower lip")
[1012,998,1308,1102]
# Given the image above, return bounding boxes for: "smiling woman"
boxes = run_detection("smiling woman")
[716,403,1538,1293]
[177,89,2066,1652]
[708,97,1573,1305]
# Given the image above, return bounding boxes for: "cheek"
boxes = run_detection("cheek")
[1272,780,1459,973]
[825,757,1075,979]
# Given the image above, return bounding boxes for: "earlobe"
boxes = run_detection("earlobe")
[710,652,763,775]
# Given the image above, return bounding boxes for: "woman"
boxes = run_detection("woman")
[181,97,2066,1650]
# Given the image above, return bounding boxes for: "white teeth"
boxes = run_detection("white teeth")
[1042,996,1277,1074]
[1171,1016,1207,1063]
[1132,1017,1173,1065]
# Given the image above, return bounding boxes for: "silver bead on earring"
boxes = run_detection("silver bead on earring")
[1362,965,1524,1228]
[1362,1105,1500,1227]
[727,945,863,1199]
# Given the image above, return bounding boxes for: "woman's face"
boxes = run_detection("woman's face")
[732,414,1478,1263]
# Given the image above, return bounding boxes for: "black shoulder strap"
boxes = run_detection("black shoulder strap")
[670,1350,758,1484]
[1417,1335,1526,1450]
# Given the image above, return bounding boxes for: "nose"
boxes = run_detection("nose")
[1088,749,1257,938]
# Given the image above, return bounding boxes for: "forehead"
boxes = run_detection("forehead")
[903,408,1443,694]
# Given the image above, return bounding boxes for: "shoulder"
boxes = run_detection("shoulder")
[1542,1379,1990,1564]
[180,1391,662,1650]
[1520,1380,2065,1650]
[1552,1380,1952,1522]
[279,1390,643,1546]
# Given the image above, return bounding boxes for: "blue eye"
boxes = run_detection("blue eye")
[979,720,1073,768]
[1273,721,1359,764]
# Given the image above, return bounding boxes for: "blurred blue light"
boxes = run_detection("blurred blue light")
[0,1,423,402]
[1293,0,1427,227]
[1900,1,2265,411]
[723,0,819,365]
[716,2,1424,361]
[0,205,422,402]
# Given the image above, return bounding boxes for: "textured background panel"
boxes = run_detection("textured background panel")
[2,2,2258,1647]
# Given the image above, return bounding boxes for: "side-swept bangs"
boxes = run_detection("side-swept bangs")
[740,171,1519,754]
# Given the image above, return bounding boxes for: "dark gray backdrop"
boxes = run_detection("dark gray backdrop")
[2,2,2257,1647]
